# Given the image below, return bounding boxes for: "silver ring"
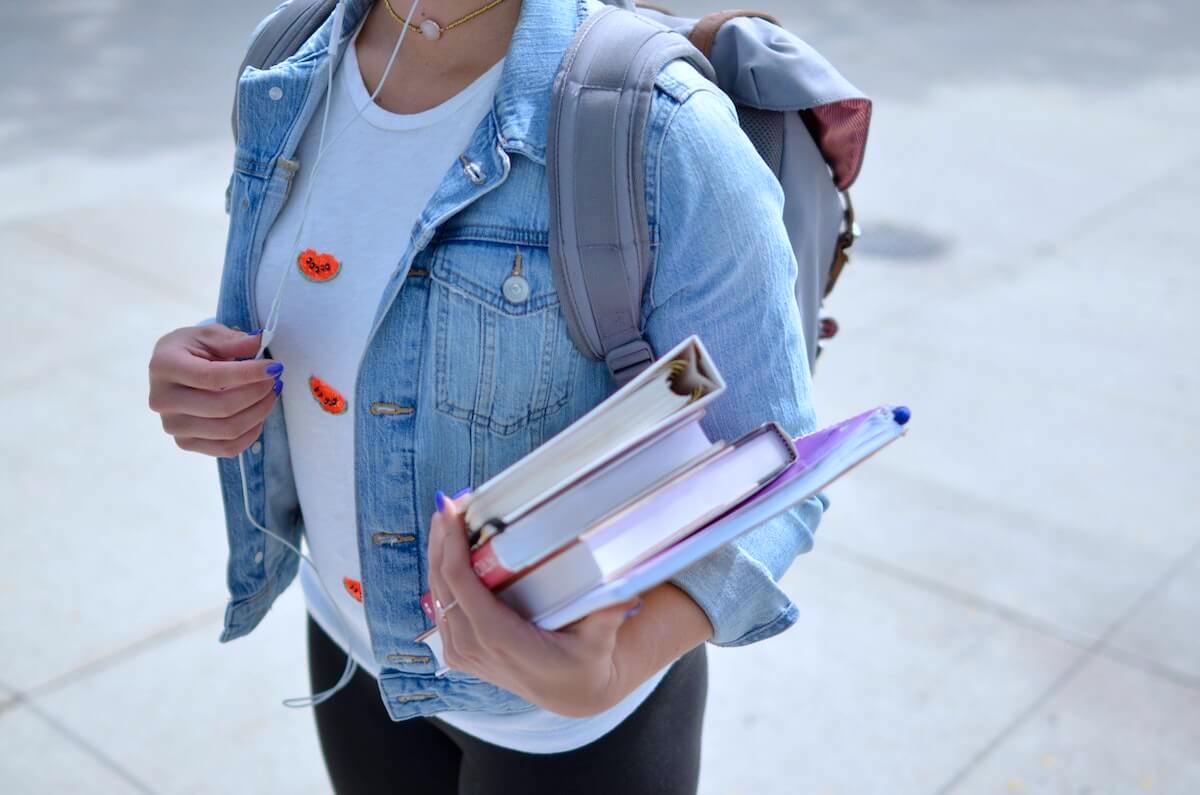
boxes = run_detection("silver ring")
[435,598,458,620]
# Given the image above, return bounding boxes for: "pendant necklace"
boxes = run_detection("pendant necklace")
[383,0,511,41]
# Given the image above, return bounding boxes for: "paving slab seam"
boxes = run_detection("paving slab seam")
[971,146,1200,282]
[839,317,1200,423]
[845,460,1144,572]
[1097,645,1200,692]
[0,344,132,397]
[6,692,159,795]
[1039,148,1200,257]
[15,221,211,308]
[933,534,1200,794]
[846,147,1200,338]
[823,540,1200,692]
[821,540,1096,649]
[0,677,18,717]
[21,606,225,703]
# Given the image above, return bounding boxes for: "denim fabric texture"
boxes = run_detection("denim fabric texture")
[215,0,825,720]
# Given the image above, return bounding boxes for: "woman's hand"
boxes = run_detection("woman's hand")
[148,323,283,458]
[427,494,643,718]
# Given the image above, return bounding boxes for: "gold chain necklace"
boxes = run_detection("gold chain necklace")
[383,0,511,41]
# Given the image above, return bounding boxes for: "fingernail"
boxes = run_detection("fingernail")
[452,487,471,499]
[624,601,644,620]
[435,490,446,514]
[248,327,264,336]
[266,362,284,376]
[273,378,283,396]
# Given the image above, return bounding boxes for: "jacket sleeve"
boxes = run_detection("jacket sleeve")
[641,81,826,647]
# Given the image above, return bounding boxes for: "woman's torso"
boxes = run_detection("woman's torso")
[253,29,666,752]
[214,0,819,727]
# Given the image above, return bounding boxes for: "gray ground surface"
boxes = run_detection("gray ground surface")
[2,1,1197,793]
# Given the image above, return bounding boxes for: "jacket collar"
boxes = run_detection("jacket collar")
[492,0,590,163]
[329,0,589,164]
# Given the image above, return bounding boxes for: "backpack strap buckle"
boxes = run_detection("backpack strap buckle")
[605,339,656,387]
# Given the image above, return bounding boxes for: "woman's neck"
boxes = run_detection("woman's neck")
[355,0,522,114]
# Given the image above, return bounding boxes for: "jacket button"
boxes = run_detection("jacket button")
[369,402,415,416]
[268,86,283,101]
[250,441,263,455]
[462,160,486,185]
[502,275,530,304]
[253,550,264,564]
[387,652,432,664]
[372,531,416,546]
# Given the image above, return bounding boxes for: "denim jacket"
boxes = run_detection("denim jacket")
[215,0,824,720]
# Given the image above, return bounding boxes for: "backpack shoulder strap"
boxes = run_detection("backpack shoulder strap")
[231,0,337,141]
[547,6,715,386]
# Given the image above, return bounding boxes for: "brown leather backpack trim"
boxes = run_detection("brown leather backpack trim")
[825,191,858,298]
[687,10,781,59]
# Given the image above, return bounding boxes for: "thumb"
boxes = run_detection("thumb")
[564,599,641,647]
[197,324,264,361]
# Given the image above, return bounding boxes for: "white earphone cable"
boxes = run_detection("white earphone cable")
[240,0,424,709]
[259,0,421,355]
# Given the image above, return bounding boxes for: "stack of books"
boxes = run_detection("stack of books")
[417,336,908,666]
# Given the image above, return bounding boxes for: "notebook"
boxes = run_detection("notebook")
[461,336,724,546]
[494,423,796,617]
[470,416,719,589]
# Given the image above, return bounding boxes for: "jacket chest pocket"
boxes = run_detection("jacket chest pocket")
[428,238,576,437]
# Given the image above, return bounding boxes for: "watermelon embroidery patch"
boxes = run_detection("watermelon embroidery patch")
[309,376,348,414]
[343,576,363,603]
[297,248,341,282]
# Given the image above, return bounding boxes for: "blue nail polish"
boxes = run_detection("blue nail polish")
[452,487,471,499]
[892,405,911,426]
[435,490,446,514]
[273,378,283,396]
[266,362,284,376]
[624,601,644,620]
[249,327,264,336]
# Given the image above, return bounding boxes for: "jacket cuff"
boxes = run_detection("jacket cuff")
[669,545,798,646]
[669,495,824,646]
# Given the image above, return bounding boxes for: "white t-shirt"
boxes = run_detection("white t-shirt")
[255,34,666,754]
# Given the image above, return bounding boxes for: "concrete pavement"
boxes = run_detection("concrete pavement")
[2,1,1197,793]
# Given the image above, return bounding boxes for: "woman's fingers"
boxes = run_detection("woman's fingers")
[153,378,275,420]
[188,323,265,362]
[149,324,274,392]
[149,325,285,459]
[155,344,279,392]
[160,385,278,440]
[175,422,265,458]
[435,497,527,649]
[426,507,465,666]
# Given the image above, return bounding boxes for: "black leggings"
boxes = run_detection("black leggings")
[307,614,707,795]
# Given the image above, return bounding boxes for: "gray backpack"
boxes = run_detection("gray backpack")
[234,0,870,384]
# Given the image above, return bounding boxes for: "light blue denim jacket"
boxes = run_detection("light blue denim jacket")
[216,0,824,720]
